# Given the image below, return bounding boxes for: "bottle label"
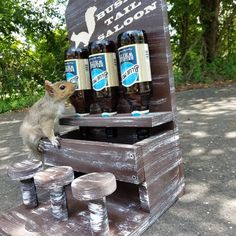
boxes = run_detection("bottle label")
[118,44,152,87]
[89,53,119,91]
[65,59,91,90]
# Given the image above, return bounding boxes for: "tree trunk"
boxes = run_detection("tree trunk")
[180,12,189,60]
[200,0,220,62]
[179,10,190,75]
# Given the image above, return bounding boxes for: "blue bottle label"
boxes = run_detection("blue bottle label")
[65,59,79,89]
[65,59,91,90]
[119,45,139,87]
[89,53,119,91]
[118,44,152,88]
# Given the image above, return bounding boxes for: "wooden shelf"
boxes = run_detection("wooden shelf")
[59,112,174,128]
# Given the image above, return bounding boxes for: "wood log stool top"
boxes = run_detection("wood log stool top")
[7,159,43,181]
[34,166,74,221]
[72,172,117,201]
[34,166,74,190]
[7,159,43,209]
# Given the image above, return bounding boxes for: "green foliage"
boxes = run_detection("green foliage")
[0,93,43,113]
[0,0,236,113]
[168,0,236,84]
[206,55,236,80]
[0,0,69,113]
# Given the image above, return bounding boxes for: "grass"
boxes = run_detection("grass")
[0,93,43,113]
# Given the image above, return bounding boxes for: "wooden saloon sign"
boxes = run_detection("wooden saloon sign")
[66,0,176,113]
[0,0,185,235]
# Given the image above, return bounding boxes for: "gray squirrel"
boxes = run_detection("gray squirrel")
[20,80,76,160]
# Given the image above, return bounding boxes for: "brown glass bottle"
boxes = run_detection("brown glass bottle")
[88,40,119,116]
[117,30,152,115]
[64,47,92,116]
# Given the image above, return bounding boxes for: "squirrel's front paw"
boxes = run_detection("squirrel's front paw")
[38,140,44,153]
[50,137,61,148]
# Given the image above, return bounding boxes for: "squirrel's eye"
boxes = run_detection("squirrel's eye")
[59,85,66,90]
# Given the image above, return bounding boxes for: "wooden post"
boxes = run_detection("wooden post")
[88,198,109,236]
[71,172,117,236]
[34,166,74,221]
[20,178,39,209]
[49,186,69,221]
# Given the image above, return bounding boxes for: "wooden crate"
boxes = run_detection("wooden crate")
[43,113,184,215]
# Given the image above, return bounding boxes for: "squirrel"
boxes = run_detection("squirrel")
[20,80,76,160]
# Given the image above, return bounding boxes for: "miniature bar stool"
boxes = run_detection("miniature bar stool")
[34,166,74,221]
[71,172,117,236]
[7,159,43,209]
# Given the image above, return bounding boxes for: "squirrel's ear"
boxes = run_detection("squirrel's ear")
[45,80,54,96]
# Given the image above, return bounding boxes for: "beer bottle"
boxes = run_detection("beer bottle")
[64,47,92,116]
[88,40,119,117]
[117,30,152,116]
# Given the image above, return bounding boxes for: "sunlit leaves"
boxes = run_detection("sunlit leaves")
[0,0,69,100]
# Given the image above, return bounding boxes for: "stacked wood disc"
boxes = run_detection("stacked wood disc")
[72,172,117,236]
[7,159,43,181]
[34,166,74,221]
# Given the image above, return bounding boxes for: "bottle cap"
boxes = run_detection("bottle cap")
[131,110,149,116]
[101,112,117,117]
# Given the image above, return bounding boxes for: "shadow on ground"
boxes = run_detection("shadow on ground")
[145,86,236,236]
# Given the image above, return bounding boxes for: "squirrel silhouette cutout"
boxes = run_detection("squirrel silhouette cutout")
[71,6,97,47]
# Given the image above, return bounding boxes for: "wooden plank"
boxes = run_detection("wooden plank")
[139,172,182,214]
[149,177,185,216]
[143,148,182,180]
[43,138,144,184]
[59,112,174,128]
[139,164,184,211]
[135,129,179,154]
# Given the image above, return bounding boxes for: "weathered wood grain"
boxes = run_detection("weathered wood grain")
[7,160,43,209]
[72,173,117,236]
[88,198,110,236]
[20,178,39,209]
[7,159,43,181]
[34,166,74,189]
[143,148,182,181]
[72,172,117,201]
[43,138,145,184]
[134,129,179,154]
[139,164,184,212]
[0,182,184,236]
[34,166,74,221]
[59,112,174,128]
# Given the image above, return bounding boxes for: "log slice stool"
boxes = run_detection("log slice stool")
[34,166,74,221]
[7,159,43,209]
[71,172,117,236]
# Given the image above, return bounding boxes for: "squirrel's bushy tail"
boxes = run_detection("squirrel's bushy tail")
[20,123,43,161]
[25,140,43,161]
